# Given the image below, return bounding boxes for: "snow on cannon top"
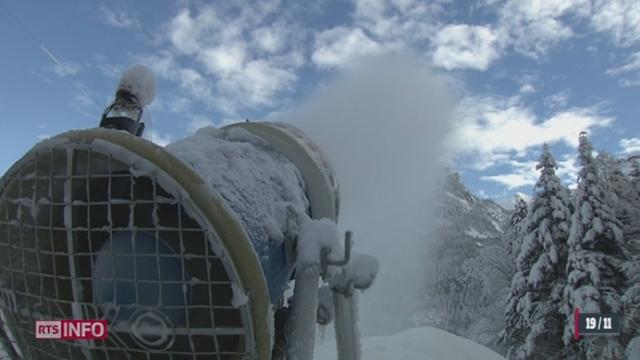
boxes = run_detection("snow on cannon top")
[100,64,156,136]
[117,64,156,107]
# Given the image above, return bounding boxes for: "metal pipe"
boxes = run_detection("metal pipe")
[334,292,361,360]
[287,264,321,360]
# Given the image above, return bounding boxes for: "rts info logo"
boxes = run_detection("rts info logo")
[35,320,108,340]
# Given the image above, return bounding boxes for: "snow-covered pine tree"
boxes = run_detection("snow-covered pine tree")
[499,194,529,353]
[606,158,640,241]
[508,195,529,259]
[563,132,628,359]
[629,157,640,193]
[595,152,615,187]
[609,158,640,356]
[622,240,640,357]
[502,196,530,356]
[504,144,572,359]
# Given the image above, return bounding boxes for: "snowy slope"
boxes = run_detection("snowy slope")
[315,326,506,360]
[418,172,510,346]
[434,172,508,247]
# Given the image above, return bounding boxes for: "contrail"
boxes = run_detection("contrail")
[0,0,102,109]
[39,45,64,68]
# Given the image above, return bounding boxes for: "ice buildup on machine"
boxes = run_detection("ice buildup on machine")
[0,64,378,360]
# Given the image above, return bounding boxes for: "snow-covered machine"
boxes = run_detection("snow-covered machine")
[0,65,378,359]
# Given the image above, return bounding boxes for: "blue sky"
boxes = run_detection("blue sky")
[0,0,639,204]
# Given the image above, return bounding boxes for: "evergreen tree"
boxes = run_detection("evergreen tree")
[502,195,529,356]
[563,132,627,359]
[628,157,640,193]
[607,159,640,241]
[504,144,571,359]
[595,152,616,188]
[503,256,529,358]
[622,238,640,355]
[508,195,529,258]
[610,158,640,355]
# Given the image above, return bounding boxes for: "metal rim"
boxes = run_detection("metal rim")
[0,128,273,359]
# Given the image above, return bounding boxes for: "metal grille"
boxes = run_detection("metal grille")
[0,145,252,359]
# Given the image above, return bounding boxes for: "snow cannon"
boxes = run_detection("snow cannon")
[0,66,378,360]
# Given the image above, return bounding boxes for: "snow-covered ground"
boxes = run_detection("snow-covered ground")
[315,326,506,360]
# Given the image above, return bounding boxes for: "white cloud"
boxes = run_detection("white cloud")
[519,83,535,94]
[608,51,640,74]
[607,51,640,87]
[432,24,502,71]
[99,7,140,30]
[137,52,218,108]
[469,152,513,171]
[452,96,614,154]
[167,8,221,55]
[163,4,301,113]
[453,94,612,190]
[252,23,288,53]
[140,50,293,114]
[307,0,445,70]
[482,173,534,189]
[481,160,538,189]
[354,0,445,41]
[170,60,291,112]
[209,58,297,108]
[138,0,640,121]
[200,43,247,75]
[481,151,580,189]
[346,0,638,72]
[178,68,214,101]
[312,27,383,68]
[590,0,640,46]
[514,72,539,94]
[309,0,449,69]
[544,90,571,109]
[485,0,640,60]
[556,153,579,188]
[620,138,640,154]
[494,0,581,58]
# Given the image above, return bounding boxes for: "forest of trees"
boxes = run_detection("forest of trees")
[421,132,640,359]
[501,132,640,359]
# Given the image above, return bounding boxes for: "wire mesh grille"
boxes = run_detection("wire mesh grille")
[0,146,252,359]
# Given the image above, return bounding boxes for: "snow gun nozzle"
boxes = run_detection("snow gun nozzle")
[99,64,156,137]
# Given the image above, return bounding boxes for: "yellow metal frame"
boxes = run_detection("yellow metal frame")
[35,128,272,360]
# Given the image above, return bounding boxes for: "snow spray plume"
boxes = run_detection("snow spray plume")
[117,64,156,107]
[284,53,453,335]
